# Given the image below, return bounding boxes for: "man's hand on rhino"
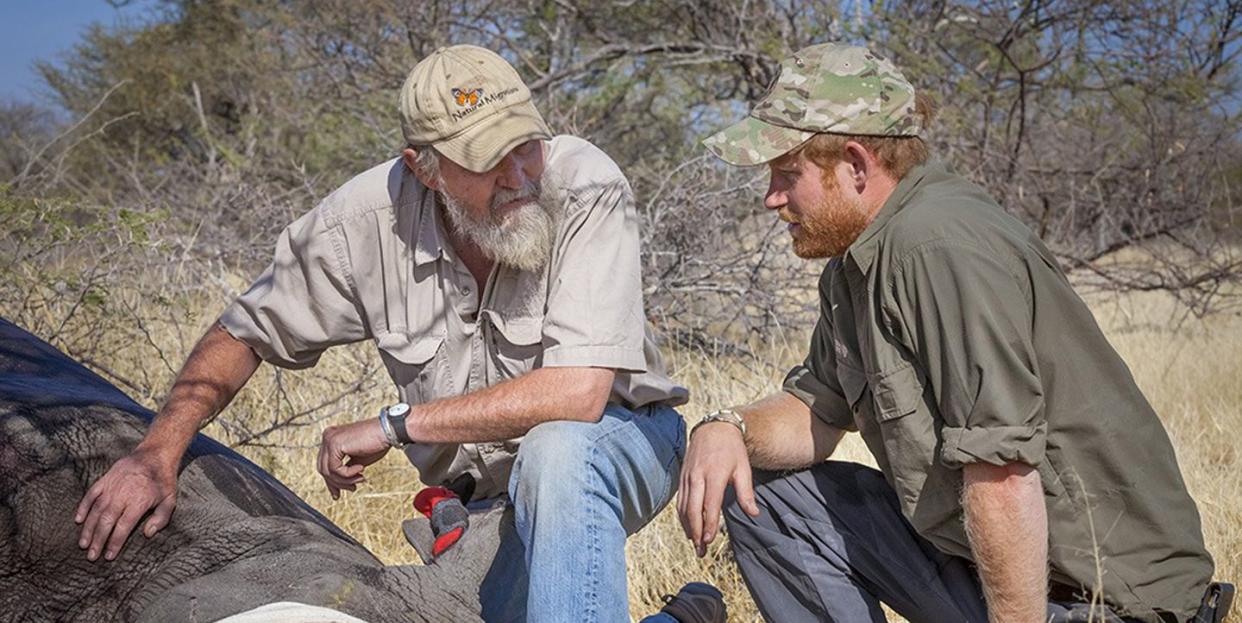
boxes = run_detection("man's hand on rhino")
[75,447,177,561]
[318,419,392,500]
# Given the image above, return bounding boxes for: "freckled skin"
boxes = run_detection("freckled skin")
[0,319,502,622]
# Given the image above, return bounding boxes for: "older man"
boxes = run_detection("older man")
[76,44,692,622]
[678,43,1227,622]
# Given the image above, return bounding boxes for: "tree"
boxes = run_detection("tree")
[10,0,1242,351]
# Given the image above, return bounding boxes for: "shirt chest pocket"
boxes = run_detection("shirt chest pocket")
[376,331,445,405]
[871,363,923,424]
[485,312,545,382]
[869,363,959,525]
[869,363,933,459]
[837,363,926,473]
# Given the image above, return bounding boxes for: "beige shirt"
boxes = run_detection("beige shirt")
[220,136,689,498]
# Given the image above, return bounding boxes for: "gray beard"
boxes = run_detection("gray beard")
[439,179,560,273]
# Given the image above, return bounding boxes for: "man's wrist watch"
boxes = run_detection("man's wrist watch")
[692,409,746,437]
[379,403,414,448]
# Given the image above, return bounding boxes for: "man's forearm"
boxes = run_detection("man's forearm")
[963,462,1049,623]
[733,391,844,470]
[403,366,614,444]
[139,323,261,464]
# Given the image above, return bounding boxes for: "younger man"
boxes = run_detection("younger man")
[679,43,1222,622]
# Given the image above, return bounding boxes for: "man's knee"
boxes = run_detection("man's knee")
[808,461,897,511]
[509,420,598,502]
[720,473,784,559]
[721,469,780,532]
[521,419,596,456]
[722,462,893,529]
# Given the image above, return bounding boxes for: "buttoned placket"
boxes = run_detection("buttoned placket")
[842,259,873,372]
[449,265,478,341]
[436,232,489,489]
[442,239,512,492]
[830,262,868,432]
[473,266,510,480]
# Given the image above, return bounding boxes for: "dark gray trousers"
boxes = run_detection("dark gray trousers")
[722,461,1146,623]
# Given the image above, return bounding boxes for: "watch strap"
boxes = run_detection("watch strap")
[692,409,746,437]
[385,402,414,444]
[383,403,414,447]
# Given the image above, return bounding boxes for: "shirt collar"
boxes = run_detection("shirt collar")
[844,160,942,273]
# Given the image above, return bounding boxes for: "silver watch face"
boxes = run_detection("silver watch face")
[388,403,410,417]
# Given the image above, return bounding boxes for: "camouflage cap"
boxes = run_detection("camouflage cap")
[703,43,920,166]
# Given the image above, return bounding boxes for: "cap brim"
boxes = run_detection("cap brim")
[435,99,552,173]
[702,115,814,166]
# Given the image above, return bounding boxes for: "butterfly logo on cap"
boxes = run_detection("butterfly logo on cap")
[453,88,483,107]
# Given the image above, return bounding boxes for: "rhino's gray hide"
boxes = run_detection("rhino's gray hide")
[0,319,502,622]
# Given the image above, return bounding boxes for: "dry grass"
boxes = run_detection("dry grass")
[5,267,1238,622]
[622,288,1242,622]
[214,285,1242,622]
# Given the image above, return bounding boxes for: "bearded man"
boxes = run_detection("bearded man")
[75,45,694,622]
[677,43,1229,622]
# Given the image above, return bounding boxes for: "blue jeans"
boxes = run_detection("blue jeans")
[479,403,685,622]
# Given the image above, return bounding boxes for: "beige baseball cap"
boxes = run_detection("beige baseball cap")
[400,45,552,173]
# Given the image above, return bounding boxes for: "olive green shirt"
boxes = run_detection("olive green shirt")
[783,162,1213,621]
[220,136,688,499]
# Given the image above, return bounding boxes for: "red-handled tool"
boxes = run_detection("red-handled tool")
[412,486,469,558]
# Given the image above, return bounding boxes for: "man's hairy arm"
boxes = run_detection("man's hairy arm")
[677,391,845,556]
[404,366,615,443]
[963,462,1049,623]
[316,366,615,498]
[75,323,261,560]
[741,391,845,471]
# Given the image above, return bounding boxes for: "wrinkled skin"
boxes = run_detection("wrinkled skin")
[0,318,500,622]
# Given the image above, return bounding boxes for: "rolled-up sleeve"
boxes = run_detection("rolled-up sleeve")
[218,208,369,369]
[886,240,1046,469]
[541,178,647,372]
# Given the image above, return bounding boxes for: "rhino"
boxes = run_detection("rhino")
[0,318,516,622]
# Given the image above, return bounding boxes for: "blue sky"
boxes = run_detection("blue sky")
[0,0,156,105]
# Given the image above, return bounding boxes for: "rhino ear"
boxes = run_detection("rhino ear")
[426,500,513,584]
[401,517,436,565]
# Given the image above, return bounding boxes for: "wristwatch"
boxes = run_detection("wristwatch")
[378,402,414,448]
[691,409,746,437]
